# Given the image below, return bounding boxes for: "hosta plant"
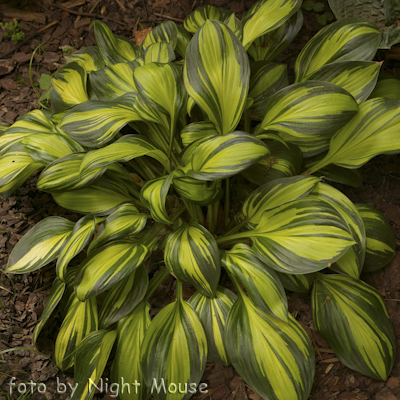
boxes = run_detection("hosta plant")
[1,1,399,399]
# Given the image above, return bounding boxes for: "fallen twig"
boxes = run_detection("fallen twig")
[153,12,184,22]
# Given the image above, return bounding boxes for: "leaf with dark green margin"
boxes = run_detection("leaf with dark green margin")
[184,5,232,33]
[65,46,105,72]
[142,21,178,51]
[144,42,176,64]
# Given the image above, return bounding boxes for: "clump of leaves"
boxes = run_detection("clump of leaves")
[302,0,335,24]
[0,21,25,44]
[1,1,399,400]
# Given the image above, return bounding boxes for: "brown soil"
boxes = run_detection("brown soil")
[0,1,400,399]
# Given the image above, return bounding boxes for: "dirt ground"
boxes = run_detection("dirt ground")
[0,0,400,399]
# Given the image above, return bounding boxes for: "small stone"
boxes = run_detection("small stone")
[4,111,18,124]
[386,377,400,389]
[337,392,358,400]
[376,387,397,400]
[12,52,31,63]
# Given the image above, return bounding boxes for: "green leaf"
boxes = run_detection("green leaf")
[60,92,142,147]
[65,46,105,72]
[221,243,288,321]
[313,2,325,12]
[54,296,98,371]
[0,146,43,198]
[356,204,395,272]
[224,13,242,39]
[144,42,176,64]
[0,121,9,133]
[305,61,381,104]
[369,78,400,100]
[111,302,151,400]
[184,20,250,135]
[180,121,219,147]
[225,294,314,400]
[242,175,320,228]
[176,25,191,58]
[142,21,178,51]
[6,217,74,274]
[52,174,135,215]
[74,239,149,301]
[133,63,187,135]
[20,132,84,166]
[310,182,366,278]
[140,293,207,400]
[188,132,269,181]
[302,0,314,11]
[277,271,317,293]
[99,265,148,329]
[50,61,89,113]
[312,274,396,380]
[91,203,147,249]
[247,198,355,274]
[56,215,97,282]
[184,5,232,33]
[33,278,65,346]
[247,10,303,62]
[165,222,221,297]
[295,18,381,81]
[248,62,289,118]
[188,286,237,365]
[71,329,117,400]
[241,0,302,49]
[307,162,363,187]
[241,140,303,186]
[255,81,359,139]
[80,134,170,176]
[39,73,52,90]
[93,20,140,64]
[88,61,138,100]
[308,98,400,172]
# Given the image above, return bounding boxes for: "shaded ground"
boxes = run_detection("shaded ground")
[0,0,400,399]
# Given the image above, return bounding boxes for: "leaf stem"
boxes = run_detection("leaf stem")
[224,178,230,227]
[244,108,251,133]
[216,230,249,246]
[176,279,183,301]
[145,267,170,300]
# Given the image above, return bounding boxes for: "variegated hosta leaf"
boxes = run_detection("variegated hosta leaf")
[188,132,269,181]
[224,13,242,39]
[173,169,222,206]
[221,243,288,321]
[188,286,237,365]
[65,46,105,72]
[225,294,314,400]
[144,42,176,64]
[0,110,54,155]
[355,204,395,272]
[74,239,149,301]
[0,121,9,133]
[312,274,396,380]
[91,203,147,250]
[54,295,98,371]
[99,265,148,329]
[255,81,359,138]
[20,132,84,166]
[88,61,138,100]
[111,302,151,400]
[180,121,219,147]
[71,329,117,400]
[80,134,170,178]
[52,174,135,215]
[305,61,381,104]
[277,272,316,293]
[5,217,74,274]
[241,140,303,186]
[308,98,400,172]
[142,20,178,51]
[295,18,381,82]
[93,20,140,64]
[369,78,400,100]
[60,92,142,147]
[50,61,89,113]
[249,61,289,118]
[180,134,218,167]
[56,215,97,282]
[133,63,187,136]
[247,10,303,62]
[37,153,104,192]
[310,182,366,278]
[0,146,43,198]
[247,198,355,274]
[241,0,302,49]
[242,175,320,228]
[140,294,207,400]
[33,278,65,346]
[184,5,232,33]
[176,26,191,58]
[140,174,174,224]
[165,222,220,297]
[184,20,250,135]
[59,266,79,318]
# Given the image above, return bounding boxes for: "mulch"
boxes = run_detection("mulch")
[1,0,400,399]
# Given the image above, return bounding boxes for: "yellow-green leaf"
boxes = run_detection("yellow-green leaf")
[184,5,232,33]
